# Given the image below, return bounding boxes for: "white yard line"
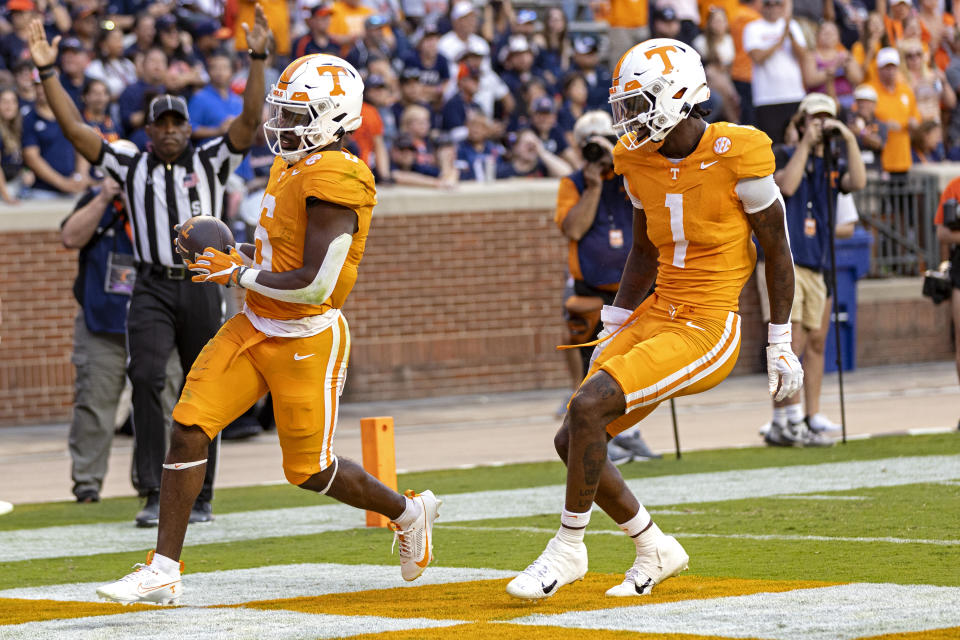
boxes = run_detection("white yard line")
[1,454,957,563]
[435,525,960,547]
[0,563,515,606]
[774,495,872,501]
[501,583,960,640]
[0,607,466,640]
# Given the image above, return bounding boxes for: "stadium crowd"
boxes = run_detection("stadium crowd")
[2,0,960,205]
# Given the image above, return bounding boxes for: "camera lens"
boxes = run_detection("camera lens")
[582,142,603,162]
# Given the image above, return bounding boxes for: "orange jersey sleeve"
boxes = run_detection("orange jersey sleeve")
[935,175,960,225]
[733,126,776,179]
[245,149,377,321]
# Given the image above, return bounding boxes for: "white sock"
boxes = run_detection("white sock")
[558,508,590,544]
[150,552,181,577]
[635,522,664,555]
[616,505,651,538]
[772,408,787,426]
[392,495,422,530]
[786,404,804,423]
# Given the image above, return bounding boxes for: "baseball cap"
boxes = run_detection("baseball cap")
[458,62,480,80]
[799,92,837,117]
[309,2,333,17]
[148,94,189,123]
[156,14,178,31]
[457,41,486,61]
[533,96,555,113]
[876,47,900,68]
[573,35,598,55]
[366,13,390,28]
[505,34,530,56]
[7,0,36,11]
[400,66,421,82]
[394,133,417,151]
[516,9,537,24]
[853,84,878,101]
[59,36,87,52]
[420,22,442,37]
[451,0,475,20]
[367,73,387,88]
[654,5,678,21]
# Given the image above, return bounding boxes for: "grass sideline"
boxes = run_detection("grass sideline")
[0,434,957,592]
[2,432,958,532]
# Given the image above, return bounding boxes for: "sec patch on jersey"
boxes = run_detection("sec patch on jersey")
[176,216,235,263]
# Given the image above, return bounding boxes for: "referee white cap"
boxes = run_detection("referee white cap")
[148,94,190,123]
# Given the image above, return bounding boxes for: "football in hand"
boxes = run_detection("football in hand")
[176,216,235,263]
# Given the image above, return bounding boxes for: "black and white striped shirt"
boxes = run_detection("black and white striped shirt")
[96,137,245,267]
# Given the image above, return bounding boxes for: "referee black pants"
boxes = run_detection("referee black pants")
[127,270,222,502]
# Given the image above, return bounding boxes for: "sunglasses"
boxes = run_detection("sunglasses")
[905,51,923,57]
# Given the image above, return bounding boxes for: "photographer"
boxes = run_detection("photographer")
[764,93,866,447]
[554,111,658,463]
[933,179,960,430]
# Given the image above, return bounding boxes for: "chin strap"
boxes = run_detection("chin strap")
[162,459,207,470]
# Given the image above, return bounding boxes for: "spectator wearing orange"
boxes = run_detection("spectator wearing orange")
[918,0,955,69]
[852,12,888,84]
[730,0,762,125]
[900,38,955,123]
[846,84,888,172]
[885,0,914,46]
[233,0,290,56]
[351,74,390,180]
[870,47,920,174]
[607,0,650,63]
[804,21,863,110]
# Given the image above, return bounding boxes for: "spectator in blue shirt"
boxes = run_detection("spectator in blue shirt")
[188,52,242,144]
[11,58,36,115]
[496,128,571,179]
[530,96,578,167]
[557,72,589,135]
[117,47,166,146]
[392,67,430,127]
[0,87,22,203]
[570,36,612,111]
[440,63,481,143]
[401,22,449,109]
[0,0,35,72]
[123,12,156,61]
[499,35,540,103]
[292,3,356,63]
[58,37,90,111]
[455,108,501,181]
[22,81,85,197]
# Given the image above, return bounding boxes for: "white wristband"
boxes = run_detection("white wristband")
[600,305,632,328]
[768,322,792,344]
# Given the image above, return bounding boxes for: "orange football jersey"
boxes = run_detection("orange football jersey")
[246,148,377,321]
[613,122,775,311]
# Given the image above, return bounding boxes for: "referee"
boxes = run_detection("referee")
[27,9,271,526]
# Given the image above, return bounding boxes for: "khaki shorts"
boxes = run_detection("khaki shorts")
[791,265,827,330]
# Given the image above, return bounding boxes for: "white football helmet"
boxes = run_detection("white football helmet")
[608,38,710,150]
[265,54,364,164]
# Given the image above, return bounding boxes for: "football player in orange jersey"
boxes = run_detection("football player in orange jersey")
[508,39,803,601]
[97,54,440,605]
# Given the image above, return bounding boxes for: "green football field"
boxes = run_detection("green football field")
[1,433,959,639]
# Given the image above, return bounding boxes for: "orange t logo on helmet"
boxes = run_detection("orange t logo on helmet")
[316,65,349,96]
[645,45,678,74]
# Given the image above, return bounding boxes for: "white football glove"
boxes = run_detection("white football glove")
[766,342,803,401]
[589,305,632,370]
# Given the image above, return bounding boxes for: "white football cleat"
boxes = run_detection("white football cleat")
[605,534,689,596]
[96,553,182,605]
[506,536,588,600]
[390,489,441,582]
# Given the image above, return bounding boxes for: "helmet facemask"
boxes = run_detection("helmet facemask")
[264,97,343,164]
[611,79,703,150]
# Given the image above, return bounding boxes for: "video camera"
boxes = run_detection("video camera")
[941,199,960,230]
[581,135,618,163]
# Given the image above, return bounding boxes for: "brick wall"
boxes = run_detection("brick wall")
[0,230,78,424]
[0,186,953,426]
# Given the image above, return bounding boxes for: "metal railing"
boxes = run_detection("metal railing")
[852,172,941,277]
